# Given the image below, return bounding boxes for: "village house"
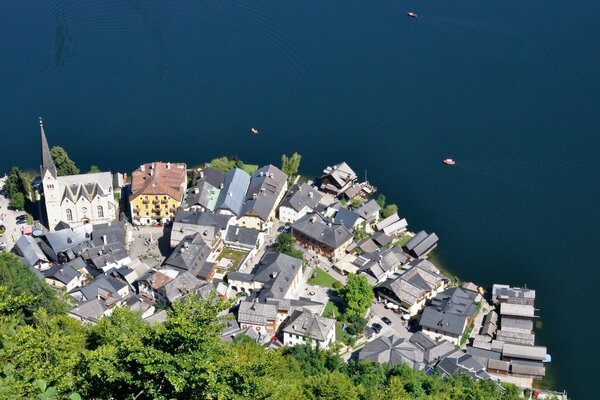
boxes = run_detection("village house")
[237,301,279,337]
[69,299,111,324]
[39,120,118,231]
[185,167,225,212]
[43,263,84,292]
[278,183,323,224]
[355,245,410,284]
[419,287,480,345]
[228,251,302,298]
[291,212,353,261]
[403,230,439,258]
[214,168,251,216]
[170,209,232,249]
[318,162,357,197]
[353,199,381,227]
[163,232,215,281]
[138,269,208,306]
[375,213,408,237]
[223,225,263,253]
[237,165,288,231]
[375,259,447,317]
[282,310,336,349]
[129,161,187,225]
[14,235,50,270]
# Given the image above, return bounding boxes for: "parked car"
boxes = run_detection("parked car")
[16,214,28,220]
[16,219,27,225]
[372,323,383,334]
[381,316,392,326]
[0,243,6,252]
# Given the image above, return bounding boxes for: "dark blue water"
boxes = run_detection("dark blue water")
[2,0,599,396]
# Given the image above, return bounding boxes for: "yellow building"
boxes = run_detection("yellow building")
[129,162,187,225]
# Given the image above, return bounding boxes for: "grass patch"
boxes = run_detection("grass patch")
[323,299,342,320]
[241,164,258,174]
[308,267,338,288]
[391,233,413,247]
[216,248,248,270]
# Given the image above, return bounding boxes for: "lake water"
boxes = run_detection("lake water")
[1,0,599,396]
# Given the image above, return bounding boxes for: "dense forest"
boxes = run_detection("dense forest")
[0,253,522,399]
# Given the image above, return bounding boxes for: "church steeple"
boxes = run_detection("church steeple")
[40,117,57,178]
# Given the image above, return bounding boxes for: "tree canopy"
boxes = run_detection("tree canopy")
[4,167,31,199]
[208,156,237,173]
[338,274,374,319]
[50,146,80,176]
[0,255,524,400]
[88,165,101,173]
[275,233,304,260]
[281,153,302,178]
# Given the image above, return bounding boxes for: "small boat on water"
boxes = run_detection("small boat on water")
[443,158,456,166]
[251,127,260,135]
[407,12,418,18]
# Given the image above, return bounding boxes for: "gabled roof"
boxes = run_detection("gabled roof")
[254,252,302,300]
[195,167,225,188]
[43,264,81,284]
[69,299,107,323]
[359,334,425,370]
[280,183,322,212]
[292,213,353,250]
[92,222,127,247]
[332,207,364,230]
[130,162,187,202]
[174,210,232,230]
[161,271,205,303]
[404,231,439,257]
[215,168,251,216]
[283,310,335,342]
[186,181,220,211]
[354,200,381,221]
[43,225,93,254]
[320,162,357,188]
[224,225,261,247]
[376,213,400,231]
[240,165,287,221]
[377,259,446,307]
[15,235,48,266]
[437,351,491,381]
[238,301,277,326]
[163,232,212,277]
[419,287,479,336]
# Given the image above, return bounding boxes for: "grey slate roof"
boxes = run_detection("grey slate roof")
[224,225,261,248]
[215,168,251,216]
[69,299,107,323]
[375,213,400,231]
[240,164,288,221]
[162,271,205,303]
[404,231,439,257]
[280,183,322,212]
[187,180,220,210]
[255,252,302,300]
[370,232,392,247]
[194,167,225,188]
[171,210,232,246]
[15,235,48,266]
[353,199,381,222]
[91,222,126,247]
[43,225,93,254]
[283,310,335,342]
[358,246,409,283]
[163,232,212,277]
[358,334,425,370]
[332,207,363,230]
[492,284,536,305]
[419,287,479,337]
[292,212,353,250]
[43,264,81,285]
[437,351,491,381]
[238,301,277,326]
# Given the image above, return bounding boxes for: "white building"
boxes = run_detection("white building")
[39,119,117,231]
[282,310,336,349]
[278,183,323,224]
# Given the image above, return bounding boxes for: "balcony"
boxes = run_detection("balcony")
[142,199,149,204]
[161,198,168,204]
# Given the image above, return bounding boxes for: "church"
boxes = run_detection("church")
[39,118,118,231]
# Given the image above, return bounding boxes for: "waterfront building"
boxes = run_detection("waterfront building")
[129,161,187,225]
[318,162,357,197]
[278,183,323,224]
[39,120,117,230]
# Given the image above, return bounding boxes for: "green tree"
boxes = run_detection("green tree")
[275,233,304,259]
[281,152,302,178]
[382,204,398,218]
[338,274,374,319]
[303,371,360,400]
[88,165,101,173]
[375,194,386,209]
[353,228,368,242]
[50,146,79,176]
[9,192,25,210]
[208,156,236,173]
[5,167,31,198]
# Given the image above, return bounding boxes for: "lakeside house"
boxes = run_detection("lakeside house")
[355,245,410,284]
[237,165,288,231]
[129,162,187,225]
[185,167,225,212]
[39,120,118,231]
[403,231,439,258]
[214,168,251,216]
[291,212,353,261]
[278,183,323,224]
[419,287,479,346]
[374,259,447,317]
[318,162,357,197]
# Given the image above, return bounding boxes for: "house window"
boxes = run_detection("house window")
[97,205,104,218]
[66,209,73,221]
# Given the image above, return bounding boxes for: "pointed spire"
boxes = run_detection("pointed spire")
[40,117,57,178]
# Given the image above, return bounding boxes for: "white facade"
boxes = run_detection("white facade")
[43,171,117,231]
[278,204,311,224]
[283,324,336,350]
